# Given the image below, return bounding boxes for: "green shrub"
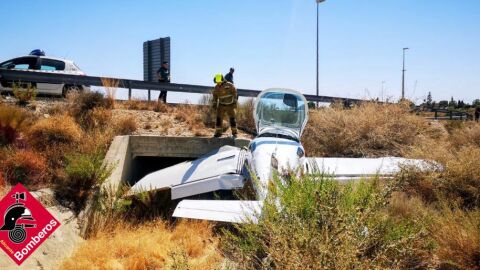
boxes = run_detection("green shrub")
[56,152,113,213]
[222,173,426,269]
[12,83,37,106]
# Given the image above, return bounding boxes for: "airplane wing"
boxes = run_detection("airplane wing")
[304,157,437,180]
[131,145,248,199]
[173,200,263,223]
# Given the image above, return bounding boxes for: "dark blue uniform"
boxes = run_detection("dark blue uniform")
[157,66,170,102]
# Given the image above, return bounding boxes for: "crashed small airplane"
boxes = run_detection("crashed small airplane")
[131,89,432,223]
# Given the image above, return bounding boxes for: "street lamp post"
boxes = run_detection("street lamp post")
[401,47,409,100]
[316,0,325,106]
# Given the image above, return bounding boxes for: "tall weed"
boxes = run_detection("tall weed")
[222,173,425,269]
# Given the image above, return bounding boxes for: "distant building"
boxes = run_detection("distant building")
[143,37,170,82]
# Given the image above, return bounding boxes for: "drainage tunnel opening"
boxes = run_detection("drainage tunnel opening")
[129,156,194,186]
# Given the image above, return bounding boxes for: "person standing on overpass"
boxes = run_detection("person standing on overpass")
[224,67,234,84]
[157,61,170,103]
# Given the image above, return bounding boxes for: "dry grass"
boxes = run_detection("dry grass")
[449,121,480,149]
[1,149,48,188]
[114,116,138,135]
[76,129,116,155]
[0,104,31,145]
[174,104,206,132]
[237,98,256,134]
[429,207,480,269]
[86,107,113,130]
[26,114,83,150]
[61,220,222,270]
[153,101,169,113]
[302,102,439,157]
[101,78,119,109]
[45,102,68,116]
[123,99,151,111]
[401,121,480,208]
[0,172,6,191]
[68,91,113,129]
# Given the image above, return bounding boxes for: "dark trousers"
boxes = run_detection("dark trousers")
[215,105,237,136]
[159,91,167,103]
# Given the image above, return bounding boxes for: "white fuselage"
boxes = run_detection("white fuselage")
[248,137,305,200]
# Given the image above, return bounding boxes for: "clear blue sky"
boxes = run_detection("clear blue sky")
[1,0,479,103]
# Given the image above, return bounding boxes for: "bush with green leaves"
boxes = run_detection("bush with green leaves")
[56,151,113,213]
[12,83,37,106]
[222,173,427,269]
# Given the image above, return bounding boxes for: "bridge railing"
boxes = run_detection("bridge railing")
[0,69,364,103]
[426,108,471,121]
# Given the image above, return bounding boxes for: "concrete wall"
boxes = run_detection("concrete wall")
[102,135,250,192]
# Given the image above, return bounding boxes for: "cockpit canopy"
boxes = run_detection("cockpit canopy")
[253,88,308,140]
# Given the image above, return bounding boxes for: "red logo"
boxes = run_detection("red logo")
[0,184,60,265]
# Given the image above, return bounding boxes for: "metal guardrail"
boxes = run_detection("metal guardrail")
[431,109,471,121]
[0,69,364,103]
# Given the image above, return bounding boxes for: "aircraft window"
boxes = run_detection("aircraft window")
[257,92,306,129]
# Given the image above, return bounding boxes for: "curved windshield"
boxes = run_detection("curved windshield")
[254,89,308,139]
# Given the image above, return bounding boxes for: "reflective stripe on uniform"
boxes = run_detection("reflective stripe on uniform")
[219,95,235,105]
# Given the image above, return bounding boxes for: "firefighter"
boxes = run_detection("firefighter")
[212,73,238,138]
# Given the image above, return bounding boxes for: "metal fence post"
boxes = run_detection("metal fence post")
[148,90,151,101]
[128,81,132,100]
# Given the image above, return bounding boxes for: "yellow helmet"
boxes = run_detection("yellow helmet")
[213,73,223,84]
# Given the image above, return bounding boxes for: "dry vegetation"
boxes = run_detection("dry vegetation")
[302,102,443,157]
[1,92,480,269]
[61,220,222,270]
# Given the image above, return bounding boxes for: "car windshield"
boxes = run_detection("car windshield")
[254,89,307,139]
[0,60,14,69]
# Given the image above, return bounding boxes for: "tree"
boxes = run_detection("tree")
[426,92,433,107]
[448,97,457,108]
[473,99,480,108]
[439,100,449,108]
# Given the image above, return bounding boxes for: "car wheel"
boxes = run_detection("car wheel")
[62,85,82,97]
